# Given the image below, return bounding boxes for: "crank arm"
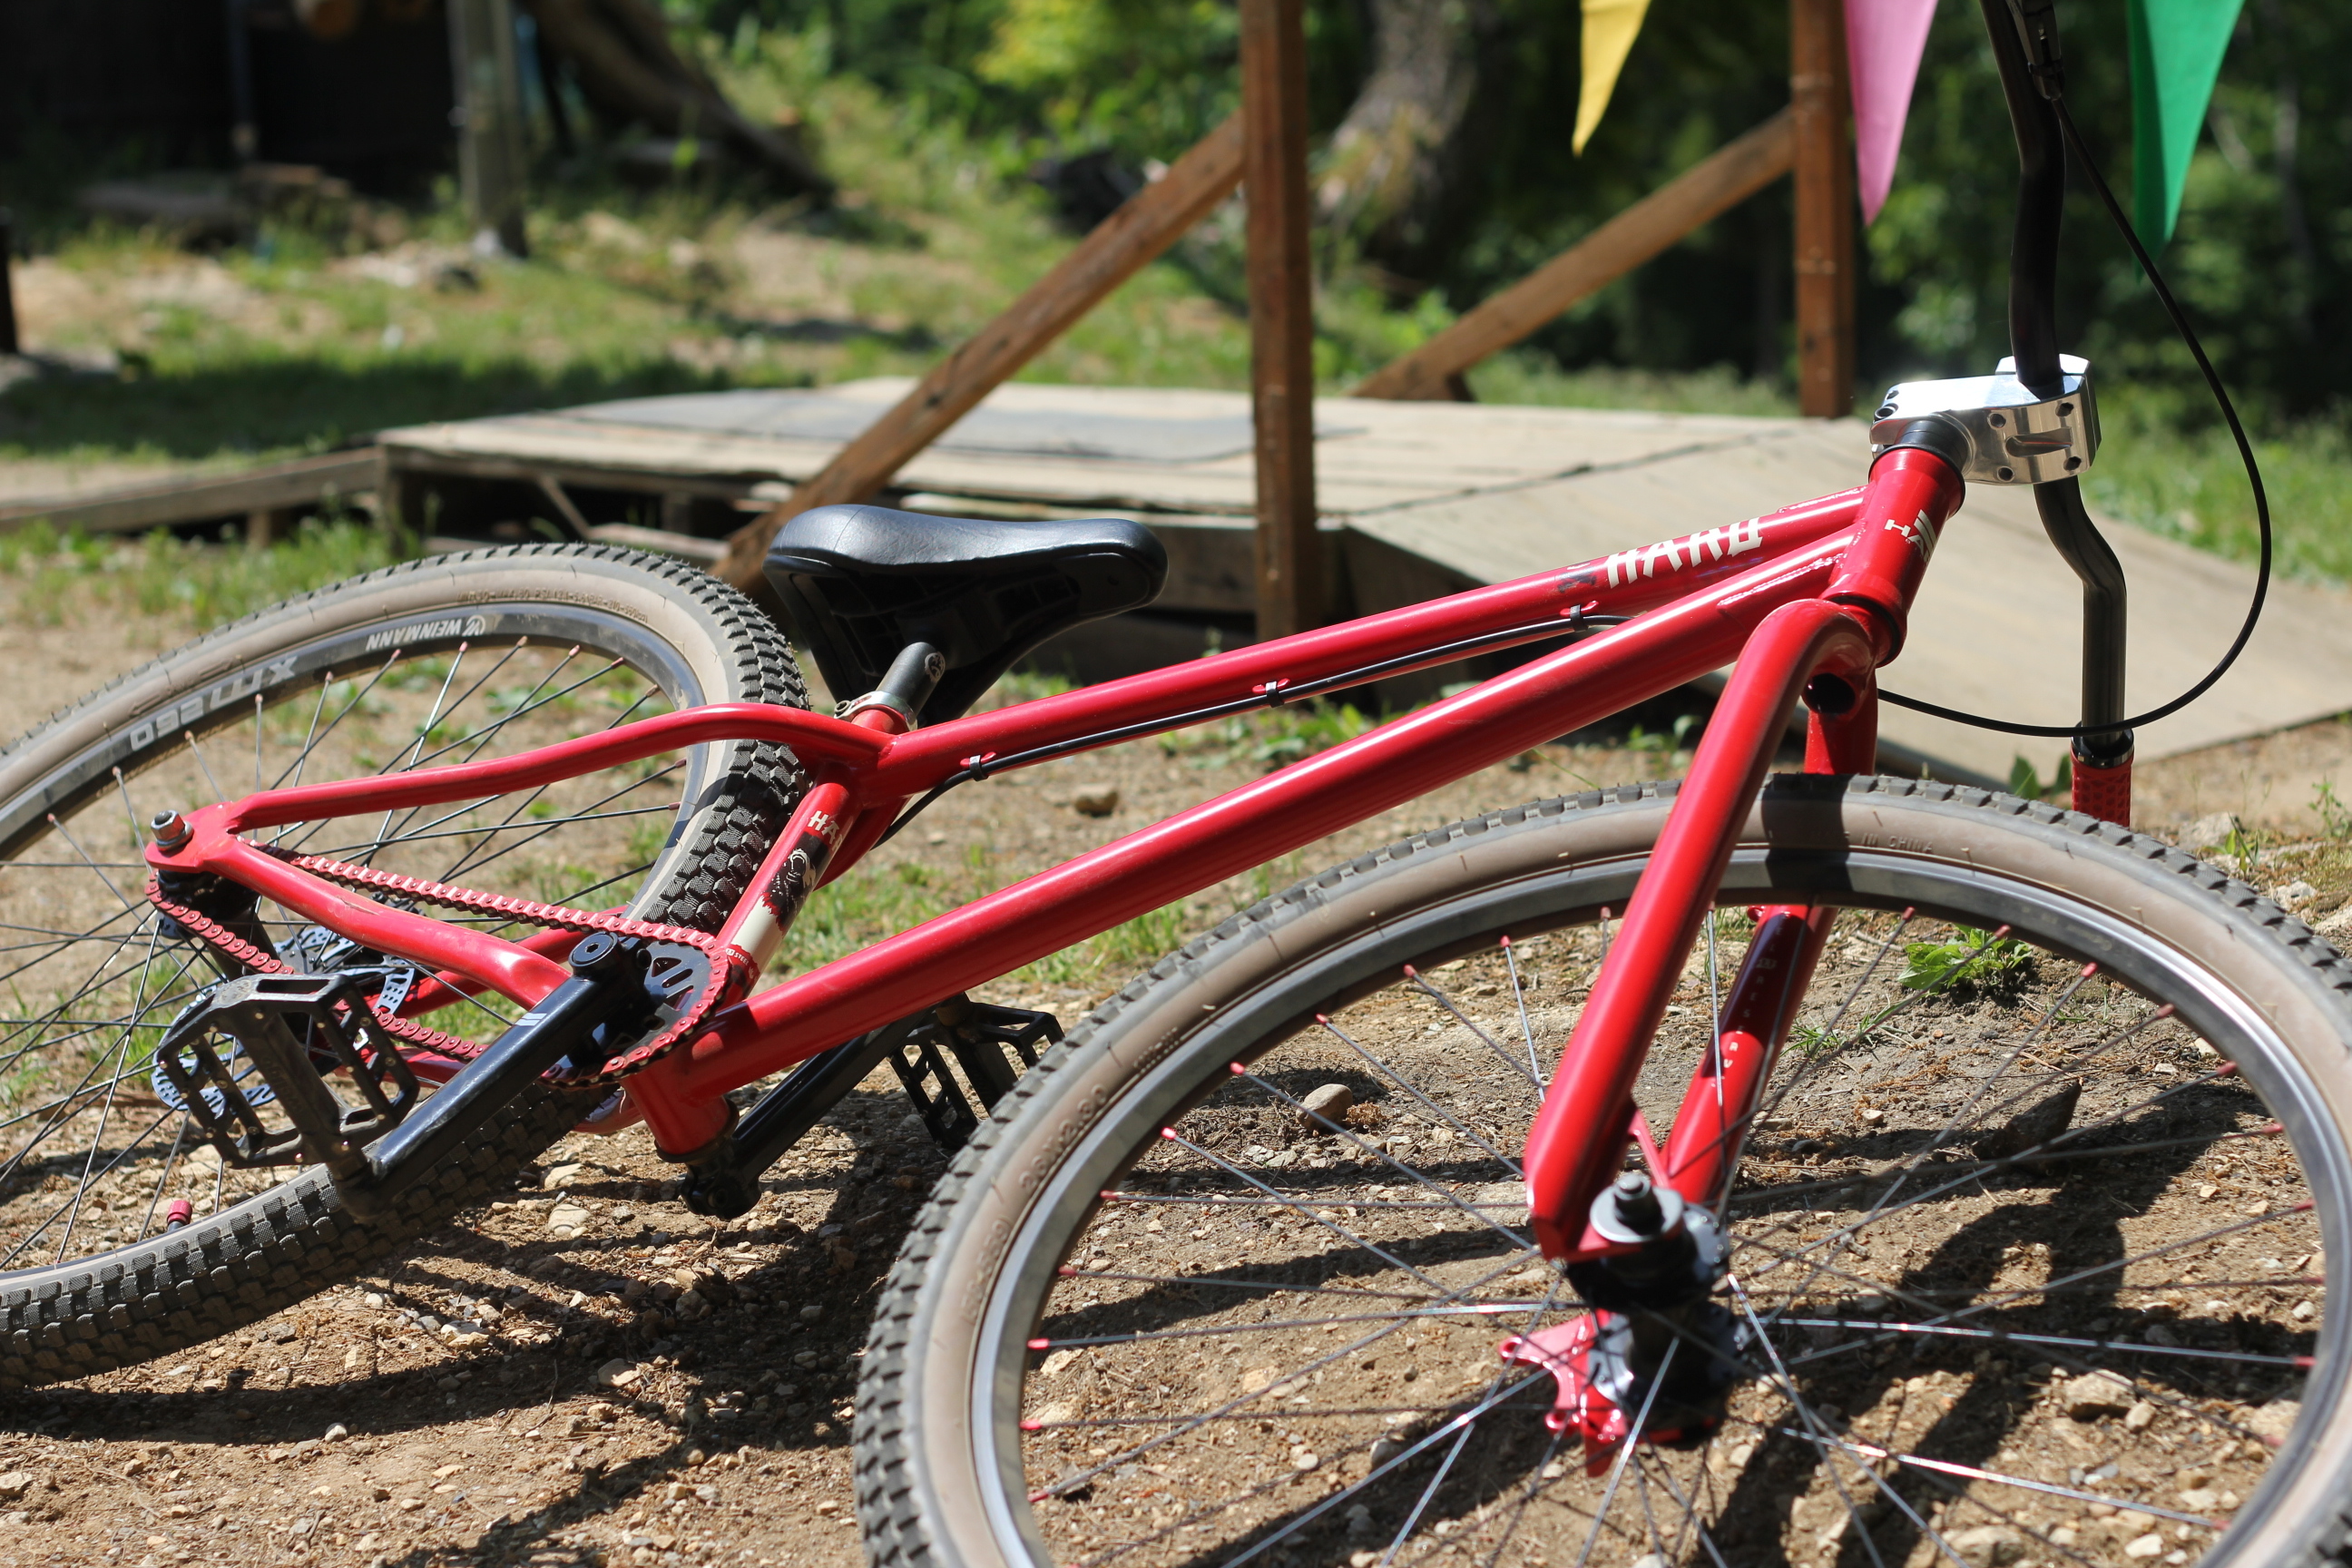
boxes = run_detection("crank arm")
[338,934,640,1220]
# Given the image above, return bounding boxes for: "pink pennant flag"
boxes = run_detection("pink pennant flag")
[1846,0,1939,223]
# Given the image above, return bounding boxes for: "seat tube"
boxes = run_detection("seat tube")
[633,702,916,1161]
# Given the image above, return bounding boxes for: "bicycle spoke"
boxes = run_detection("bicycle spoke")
[308,795,680,860]
[1405,968,1544,1096]
[1318,1015,1525,1176]
[1001,906,2326,1568]
[361,638,473,859]
[0,619,723,1301]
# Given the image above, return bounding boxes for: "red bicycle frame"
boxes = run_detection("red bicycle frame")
[143,443,1968,1260]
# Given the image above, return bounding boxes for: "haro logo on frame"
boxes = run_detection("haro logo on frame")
[1599,518,1768,588]
[1883,509,1938,562]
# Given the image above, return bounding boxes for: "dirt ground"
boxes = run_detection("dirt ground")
[0,562,2345,1568]
[1012,917,2311,1568]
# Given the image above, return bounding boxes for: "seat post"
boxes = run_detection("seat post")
[838,642,948,730]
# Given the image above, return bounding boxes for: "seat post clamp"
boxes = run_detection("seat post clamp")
[838,690,919,727]
[838,642,947,729]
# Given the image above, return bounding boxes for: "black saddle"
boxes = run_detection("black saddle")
[763,504,1168,725]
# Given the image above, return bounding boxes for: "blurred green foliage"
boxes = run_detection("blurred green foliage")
[676,0,2347,426]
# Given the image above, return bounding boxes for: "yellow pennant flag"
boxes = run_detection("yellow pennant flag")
[1574,0,1655,153]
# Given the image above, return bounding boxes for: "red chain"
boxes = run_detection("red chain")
[145,875,485,1063]
[146,846,754,1085]
[266,846,721,950]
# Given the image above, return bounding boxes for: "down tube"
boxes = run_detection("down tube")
[662,534,1855,1102]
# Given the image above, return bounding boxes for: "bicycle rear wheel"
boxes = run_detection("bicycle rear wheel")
[0,543,804,1387]
[858,776,2352,1568]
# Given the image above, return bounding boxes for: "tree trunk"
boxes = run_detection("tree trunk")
[1316,0,1495,290]
[517,0,834,199]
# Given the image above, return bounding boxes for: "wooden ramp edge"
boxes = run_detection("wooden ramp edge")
[0,450,381,539]
[376,384,2352,789]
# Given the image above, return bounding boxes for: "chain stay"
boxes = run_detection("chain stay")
[267,847,719,949]
[148,840,751,1084]
[145,875,485,1063]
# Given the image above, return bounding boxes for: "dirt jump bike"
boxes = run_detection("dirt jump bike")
[0,1,2323,1564]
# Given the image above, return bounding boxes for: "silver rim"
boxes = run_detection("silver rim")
[967,867,2338,1568]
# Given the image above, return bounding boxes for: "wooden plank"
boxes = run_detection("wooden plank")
[1240,0,1324,637]
[381,438,777,498]
[384,384,1791,519]
[1338,411,2352,785]
[1350,113,1795,402]
[709,113,1249,589]
[1791,0,1855,416]
[584,523,725,564]
[380,381,2352,788]
[0,449,380,536]
[245,507,297,550]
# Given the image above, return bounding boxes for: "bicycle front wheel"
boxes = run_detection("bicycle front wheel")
[0,543,805,1387]
[858,776,2352,1568]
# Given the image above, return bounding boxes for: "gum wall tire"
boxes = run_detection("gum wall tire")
[0,544,807,1387]
[854,775,2352,1568]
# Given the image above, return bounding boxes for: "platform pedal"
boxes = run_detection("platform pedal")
[886,997,1060,1153]
[154,972,420,1178]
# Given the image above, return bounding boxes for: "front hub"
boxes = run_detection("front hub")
[1501,1172,1745,1470]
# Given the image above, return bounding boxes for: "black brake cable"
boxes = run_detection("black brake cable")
[1877,96,2272,740]
[877,107,2264,819]
[872,612,1629,846]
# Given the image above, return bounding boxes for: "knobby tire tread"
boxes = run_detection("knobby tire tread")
[0,544,807,1388]
[851,774,2352,1568]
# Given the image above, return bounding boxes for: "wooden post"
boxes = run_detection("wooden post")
[713,114,1247,590]
[1791,0,1855,417]
[246,507,298,550]
[0,209,16,358]
[449,0,531,258]
[1240,0,1324,639]
[1353,113,1795,401]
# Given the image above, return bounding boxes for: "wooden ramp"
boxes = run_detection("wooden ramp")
[380,379,2352,789]
[0,450,380,544]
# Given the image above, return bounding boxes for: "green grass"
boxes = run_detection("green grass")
[1465,354,1799,416]
[2,23,2340,593]
[1899,926,2033,995]
[0,28,1789,477]
[1158,700,1375,773]
[0,518,397,628]
[0,225,756,465]
[2085,394,2352,585]
[783,831,1249,995]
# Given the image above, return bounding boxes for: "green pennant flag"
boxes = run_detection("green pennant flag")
[2127,0,2246,248]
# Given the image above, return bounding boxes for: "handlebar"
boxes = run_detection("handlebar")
[1982,0,2067,394]
[1977,0,2132,766]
